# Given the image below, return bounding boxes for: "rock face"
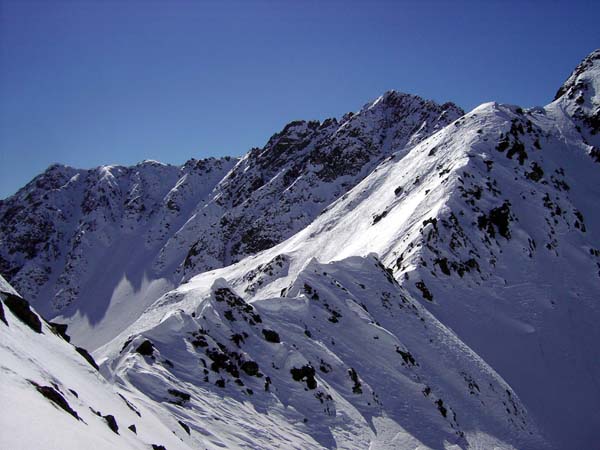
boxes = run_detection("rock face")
[2,50,600,450]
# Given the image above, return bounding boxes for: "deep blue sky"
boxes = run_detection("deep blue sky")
[1,0,599,198]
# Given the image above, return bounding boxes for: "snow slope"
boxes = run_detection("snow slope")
[97,255,546,449]
[0,275,193,450]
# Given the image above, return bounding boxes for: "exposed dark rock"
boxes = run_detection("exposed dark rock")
[118,393,141,417]
[128,424,137,434]
[240,226,278,255]
[135,339,155,357]
[422,217,438,229]
[396,347,417,366]
[120,337,133,353]
[372,210,388,225]
[230,333,245,347]
[290,365,317,390]
[506,141,527,165]
[167,389,191,405]
[525,162,544,182]
[190,331,208,348]
[319,360,332,373]
[262,329,280,343]
[434,257,451,276]
[205,345,243,377]
[103,414,119,434]
[242,255,291,294]
[3,293,42,333]
[240,360,260,377]
[76,347,99,371]
[348,368,362,394]
[478,202,512,239]
[436,399,448,418]
[213,288,262,325]
[49,322,70,342]
[178,420,190,435]
[415,281,433,301]
[30,381,79,420]
[0,301,6,326]
[496,137,510,152]
[151,445,167,450]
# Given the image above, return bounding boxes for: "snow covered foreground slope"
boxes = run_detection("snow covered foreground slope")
[94,50,600,449]
[0,275,191,450]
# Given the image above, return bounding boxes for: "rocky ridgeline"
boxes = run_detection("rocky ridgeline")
[159,92,463,277]
[0,92,462,314]
[0,158,236,311]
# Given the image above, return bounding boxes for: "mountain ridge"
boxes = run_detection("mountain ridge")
[0,90,463,349]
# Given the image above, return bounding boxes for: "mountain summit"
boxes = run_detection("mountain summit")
[552,48,600,150]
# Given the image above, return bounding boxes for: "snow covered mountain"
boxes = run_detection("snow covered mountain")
[0,157,238,349]
[1,49,600,449]
[0,93,462,349]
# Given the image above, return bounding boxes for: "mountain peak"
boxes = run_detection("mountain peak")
[554,49,600,101]
[551,49,600,145]
[362,90,464,118]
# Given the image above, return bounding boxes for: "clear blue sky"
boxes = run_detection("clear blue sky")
[1,0,599,198]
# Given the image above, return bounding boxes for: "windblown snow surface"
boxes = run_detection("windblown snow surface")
[1,49,600,449]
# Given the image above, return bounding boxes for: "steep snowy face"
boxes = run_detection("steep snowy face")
[551,48,600,150]
[0,157,236,335]
[98,255,545,450]
[0,275,191,450]
[156,92,463,278]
